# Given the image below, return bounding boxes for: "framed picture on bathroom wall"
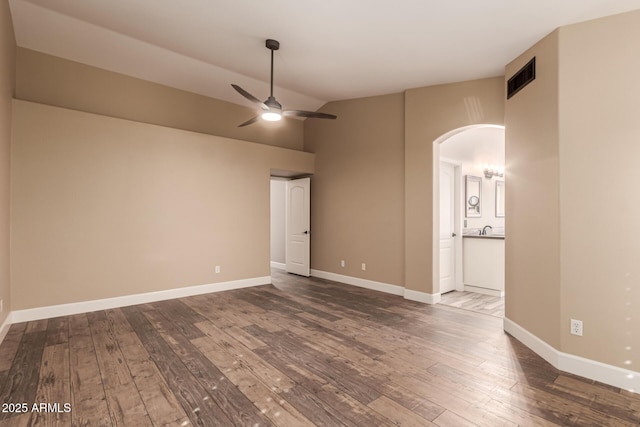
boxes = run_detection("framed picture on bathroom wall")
[465,175,482,218]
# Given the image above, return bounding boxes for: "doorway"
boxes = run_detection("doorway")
[270,178,287,271]
[270,176,311,277]
[434,125,506,315]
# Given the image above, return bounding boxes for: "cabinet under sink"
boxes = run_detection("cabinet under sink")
[463,236,505,297]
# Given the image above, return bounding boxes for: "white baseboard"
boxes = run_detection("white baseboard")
[504,317,640,393]
[310,269,441,305]
[11,276,271,323]
[310,269,404,296]
[503,317,560,366]
[0,312,13,345]
[270,261,286,270]
[464,285,504,297]
[404,289,441,305]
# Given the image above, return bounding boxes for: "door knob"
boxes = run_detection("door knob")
[452,232,457,237]
[303,230,309,234]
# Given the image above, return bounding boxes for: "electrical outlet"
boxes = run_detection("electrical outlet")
[215,265,221,274]
[361,263,366,271]
[570,319,583,336]
[0,299,3,313]
[340,260,345,268]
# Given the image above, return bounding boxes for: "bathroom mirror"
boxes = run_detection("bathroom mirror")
[496,180,505,217]
[465,175,482,218]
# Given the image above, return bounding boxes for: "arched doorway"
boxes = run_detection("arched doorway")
[433,125,505,316]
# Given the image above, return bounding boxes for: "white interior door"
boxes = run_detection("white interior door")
[439,162,456,294]
[286,177,310,276]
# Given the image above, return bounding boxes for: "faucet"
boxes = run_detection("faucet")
[481,225,493,235]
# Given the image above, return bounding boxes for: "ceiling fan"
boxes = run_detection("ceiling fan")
[232,39,337,127]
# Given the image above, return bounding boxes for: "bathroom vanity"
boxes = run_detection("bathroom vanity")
[463,235,505,296]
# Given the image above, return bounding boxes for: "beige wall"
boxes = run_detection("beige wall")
[11,100,313,310]
[505,10,640,372]
[16,48,304,151]
[0,1,15,325]
[558,11,640,368]
[304,93,405,285]
[504,31,561,348]
[405,77,504,294]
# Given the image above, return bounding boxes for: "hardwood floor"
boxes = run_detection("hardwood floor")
[439,291,505,318]
[1,270,639,426]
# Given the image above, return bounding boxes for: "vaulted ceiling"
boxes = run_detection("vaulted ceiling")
[9,0,640,111]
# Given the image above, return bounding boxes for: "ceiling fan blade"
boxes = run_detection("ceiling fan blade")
[283,110,337,120]
[238,116,260,127]
[231,84,269,110]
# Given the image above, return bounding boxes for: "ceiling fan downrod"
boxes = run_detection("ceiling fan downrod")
[265,39,280,110]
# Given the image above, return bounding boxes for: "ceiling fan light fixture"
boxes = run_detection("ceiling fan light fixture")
[231,39,337,127]
[262,95,282,121]
[261,111,282,122]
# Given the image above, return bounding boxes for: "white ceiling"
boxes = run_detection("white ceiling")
[8,0,640,112]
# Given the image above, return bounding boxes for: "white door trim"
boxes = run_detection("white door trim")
[453,163,464,291]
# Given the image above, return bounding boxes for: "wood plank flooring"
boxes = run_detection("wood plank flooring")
[1,270,639,426]
[439,291,505,318]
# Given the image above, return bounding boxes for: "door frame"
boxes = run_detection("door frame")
[270,174,312,276]
[269,177,288,271]
[433,125,504,298]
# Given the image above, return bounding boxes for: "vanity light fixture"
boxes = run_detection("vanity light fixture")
[483,164,504,179]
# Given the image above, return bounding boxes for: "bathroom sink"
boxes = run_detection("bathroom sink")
[464,233,505,239]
